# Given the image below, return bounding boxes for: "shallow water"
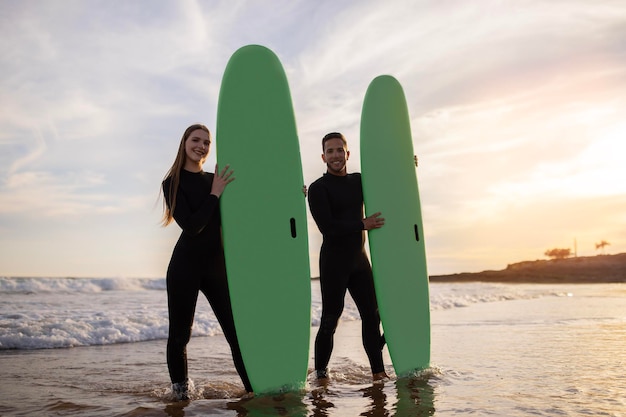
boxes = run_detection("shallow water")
[0,281,624,416]
[432,291,625,416]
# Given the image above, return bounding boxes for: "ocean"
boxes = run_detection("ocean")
[0,277,624,416]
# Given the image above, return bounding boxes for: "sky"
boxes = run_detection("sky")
[1,0,625,278]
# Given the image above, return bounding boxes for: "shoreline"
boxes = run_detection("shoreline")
[2,284,623,417]
[4,254,625,285]
[429,253,626,284]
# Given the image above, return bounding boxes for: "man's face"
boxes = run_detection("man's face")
[322,138,349,176]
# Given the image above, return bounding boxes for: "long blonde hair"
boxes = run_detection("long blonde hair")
[161,124,211,226]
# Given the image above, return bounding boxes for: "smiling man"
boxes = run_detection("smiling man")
[307,132,388,383]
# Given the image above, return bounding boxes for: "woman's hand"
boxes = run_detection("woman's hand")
[210,164,235,197]
[363,212,385,230]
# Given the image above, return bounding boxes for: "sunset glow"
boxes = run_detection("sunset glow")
[1,1,624,277]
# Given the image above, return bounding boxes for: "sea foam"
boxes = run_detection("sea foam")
[0,277,558,350]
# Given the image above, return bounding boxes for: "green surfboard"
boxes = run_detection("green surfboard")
[216,45,311,393]
[360,75,431,376]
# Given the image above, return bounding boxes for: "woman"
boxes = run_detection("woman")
[161,123,252,400]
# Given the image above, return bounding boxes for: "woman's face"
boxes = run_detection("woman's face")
[184,129,211,167]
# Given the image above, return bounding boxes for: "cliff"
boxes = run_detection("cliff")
[429,253,626,283]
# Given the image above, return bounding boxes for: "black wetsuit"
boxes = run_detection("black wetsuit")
[163,169,252,392]
[307,172,385,374]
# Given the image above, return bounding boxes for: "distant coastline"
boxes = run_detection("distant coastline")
[429,253,626,284]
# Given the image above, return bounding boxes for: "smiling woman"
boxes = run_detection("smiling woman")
[160,124,250,399]
[183,129,211,169]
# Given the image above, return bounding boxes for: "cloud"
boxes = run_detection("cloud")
[1,0,626,276]
[0,169,130,216]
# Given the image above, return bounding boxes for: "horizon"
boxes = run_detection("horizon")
[1,251,623,280]
[1,1,625,278]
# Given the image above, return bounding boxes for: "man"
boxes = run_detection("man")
[307,132,388,382]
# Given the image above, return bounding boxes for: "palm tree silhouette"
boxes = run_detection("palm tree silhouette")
[595,240,610,254]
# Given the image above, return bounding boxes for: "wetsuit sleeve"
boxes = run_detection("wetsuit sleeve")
[163,180,219,236]
[308,181,364,236]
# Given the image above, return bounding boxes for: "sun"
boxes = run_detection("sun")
[573,122,626,197]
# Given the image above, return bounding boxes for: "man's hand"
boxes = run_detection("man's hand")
[363,212,385,230]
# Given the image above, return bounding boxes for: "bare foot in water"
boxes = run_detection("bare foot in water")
[372,371,389,381]
[240,391,255,399]
[316,376,330,386]
[315,368,330,386]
